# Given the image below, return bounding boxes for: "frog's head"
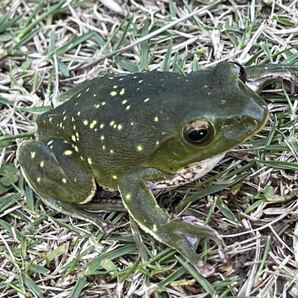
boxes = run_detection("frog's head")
[146,61,269,176]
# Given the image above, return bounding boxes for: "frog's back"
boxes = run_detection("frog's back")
[37,71,195,166]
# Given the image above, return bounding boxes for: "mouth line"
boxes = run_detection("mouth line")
[241,111,269,143]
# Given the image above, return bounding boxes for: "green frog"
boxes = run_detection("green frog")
[17,61,297,273]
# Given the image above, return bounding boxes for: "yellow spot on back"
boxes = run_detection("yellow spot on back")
[71,135,76,142]
[117,124,123,130]
[100,135,105,140]
[100,123,104,129]
[90,120,97,129]
[83,120,88,126]
[87,157,92,165]
[154,116,159,122]
[112,175,118,180]
[71,117,75,122]
[110,149,114,154]
[30,152,36,159]
[94,104,100,108]
[40,161,44,168]
[138,79,143,83]
[110,91,117,96]
[126,105,131,110]
[37,177,41,183]
[74,146,79,152]
[120,88,125,95]
[49,117,53,122]
[62,178,67,183]
[109,121,115,126]
[101,101,106,106]
[64,150,73,156]
[121,99,128,105]
[136,145,143,152]
[144,97,150,102]
[125,193,131,200]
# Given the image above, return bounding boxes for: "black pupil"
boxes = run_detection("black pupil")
[189,128,208,141]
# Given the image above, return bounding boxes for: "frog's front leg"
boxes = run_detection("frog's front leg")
[17,139,114,232]
[118,171,226,275]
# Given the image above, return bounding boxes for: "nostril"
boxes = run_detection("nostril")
[236,116,242,123]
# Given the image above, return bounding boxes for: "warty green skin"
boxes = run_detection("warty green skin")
[18,61,297,271]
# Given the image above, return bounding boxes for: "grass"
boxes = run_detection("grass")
[0,0,298,297]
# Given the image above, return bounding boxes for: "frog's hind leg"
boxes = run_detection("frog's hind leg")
[17,139,95,203]
[17,139,114,232]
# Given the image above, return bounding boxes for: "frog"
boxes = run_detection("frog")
[17,61,298,273]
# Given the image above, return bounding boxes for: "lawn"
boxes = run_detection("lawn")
[0,0,297,297]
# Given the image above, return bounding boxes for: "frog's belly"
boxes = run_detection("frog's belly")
[148,153,225,190]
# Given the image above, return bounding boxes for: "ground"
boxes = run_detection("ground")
[0,0,297,297]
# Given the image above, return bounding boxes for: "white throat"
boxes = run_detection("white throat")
[148,152,226,190]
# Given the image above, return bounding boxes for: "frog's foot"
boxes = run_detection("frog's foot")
[17,139,114,233]
[39,196,116,233]
[160,220,226,276]
[177,215,226,261]
[118,174,226,276]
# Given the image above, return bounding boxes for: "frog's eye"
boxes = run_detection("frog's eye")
[233,62,246,83]
[183,120,214,145]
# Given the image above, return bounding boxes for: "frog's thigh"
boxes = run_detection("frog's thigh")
[17,139,95,203]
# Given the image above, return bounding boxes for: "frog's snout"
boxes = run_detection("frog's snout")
[223,96,268,142]
[246,95,269,133]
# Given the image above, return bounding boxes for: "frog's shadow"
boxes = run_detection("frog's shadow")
[91,183,190,214]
